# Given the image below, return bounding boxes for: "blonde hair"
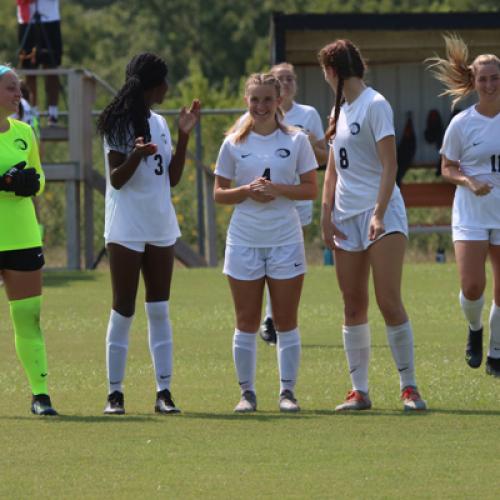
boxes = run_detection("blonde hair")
[227,73,289,144]
[426,34,500,108]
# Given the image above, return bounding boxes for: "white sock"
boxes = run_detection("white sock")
[343,323,370,394]
[264,285,272,320]
[277,328,301,393]
[233,329,257,393]
[106,309,133,394]
[145,301,173,392]
[459,291,484,331]
[48,105,58,119]
[386,321,416,390]
[488,302,500,359]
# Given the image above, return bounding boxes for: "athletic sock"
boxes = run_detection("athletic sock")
[145,301,173,392]
[277,328,301,393]
[343,323,370,394]
[233,329,257,393]
[264,285,272,320]
[386,321,416,390]
[106,309,133,394]
[9,296,49,395]
[459,291,484,331]
[488,302,500,359]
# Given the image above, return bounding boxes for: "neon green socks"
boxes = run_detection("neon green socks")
[9,295,49,395]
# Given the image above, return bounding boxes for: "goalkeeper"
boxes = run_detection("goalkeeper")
[0,65,57,416]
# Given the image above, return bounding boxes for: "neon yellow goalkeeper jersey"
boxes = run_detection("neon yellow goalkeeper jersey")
[0,118,45,251]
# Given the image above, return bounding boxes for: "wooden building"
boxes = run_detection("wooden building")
[271,12,500,165]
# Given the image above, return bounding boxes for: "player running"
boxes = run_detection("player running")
[428,35,500,376]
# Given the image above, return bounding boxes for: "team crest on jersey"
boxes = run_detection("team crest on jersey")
[240,152,251,158]
[275,148,291,158]
[349,123,361,135]
[14,138,28,151]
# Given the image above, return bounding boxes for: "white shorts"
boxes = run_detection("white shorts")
[105,238,177,253]
[452,226,500,244]
[223,242,306,280]
[333,197,408,252]
[296,202,313,227]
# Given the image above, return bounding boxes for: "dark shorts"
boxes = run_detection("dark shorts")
[18,21,63,68]
[0,247,45,271]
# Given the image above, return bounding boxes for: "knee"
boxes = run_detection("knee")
[273,313,297,332]
[342,293,368,324]
[235,312,260,333]
[461,283,484,301]
[377,295,406,324]
[113,302,135,318]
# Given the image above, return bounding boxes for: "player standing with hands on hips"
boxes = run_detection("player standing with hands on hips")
[319,40,426,411]
[97,53,200,414]
[0,64,57,415]
[428,35,500,376]
[214,73,317,413]
[259,62,327,345]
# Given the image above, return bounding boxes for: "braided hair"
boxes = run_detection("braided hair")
[318,40,366,142]
[97,53,168,146]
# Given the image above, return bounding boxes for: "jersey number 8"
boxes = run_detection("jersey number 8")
[339,147,349,169]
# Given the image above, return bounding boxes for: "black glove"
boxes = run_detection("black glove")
[0,162,40,197]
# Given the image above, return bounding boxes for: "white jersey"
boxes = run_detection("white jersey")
[215,128,317,247]
[441,105,500,229]
[104,112,181,242]
[18,0,61,24]
[330,87,401,221]
[239,102,324,214]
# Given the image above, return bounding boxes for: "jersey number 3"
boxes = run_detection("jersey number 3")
[154,154,164,176]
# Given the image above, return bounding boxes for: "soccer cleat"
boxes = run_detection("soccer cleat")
[401,386,427,411]
[104,390,125,415]
[234,390,257,413]
[485,356,500,377]
[465,327,483,368]
[335,390,372,411]
[279,389,300,412]
[155,389,181,414]
[31,394,58,416]
[260,317,277,345]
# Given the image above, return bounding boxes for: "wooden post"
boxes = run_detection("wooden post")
[66,70,82,269]
[67,70,96,269]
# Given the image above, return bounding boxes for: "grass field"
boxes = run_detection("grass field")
[1,264,500,499]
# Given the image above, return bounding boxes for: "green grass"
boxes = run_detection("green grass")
[1,264,500,499]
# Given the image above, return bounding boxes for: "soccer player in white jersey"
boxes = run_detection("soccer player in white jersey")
[319,39,426,411]
[97,53,200,415]
[427,35,500,377]
[214,73,318,412]
[257,63,327,345]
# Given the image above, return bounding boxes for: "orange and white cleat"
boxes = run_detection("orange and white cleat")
[335,390,372,412]
[401,386,427,411]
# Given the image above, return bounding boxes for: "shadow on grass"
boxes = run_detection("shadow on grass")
[303,344,391,350]
[181,411,317,421]
[0,414,155,423]
[425,408,500,416]
[43,271,98,288]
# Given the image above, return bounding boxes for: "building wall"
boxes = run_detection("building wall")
[295,63,476,165]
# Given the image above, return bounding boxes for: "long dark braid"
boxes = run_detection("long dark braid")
[97,53,168,146]
[318,39,366,142]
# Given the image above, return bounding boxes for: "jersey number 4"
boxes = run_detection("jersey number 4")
[491,155,500,173]
[154,154,164,176]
